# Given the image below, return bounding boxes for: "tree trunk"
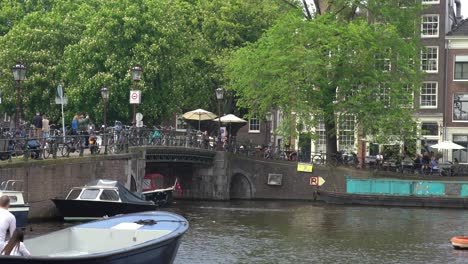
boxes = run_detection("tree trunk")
[325,117,337,161]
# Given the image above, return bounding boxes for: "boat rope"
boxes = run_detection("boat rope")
[134,219,187,225]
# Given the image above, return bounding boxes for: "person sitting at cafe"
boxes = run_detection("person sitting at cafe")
[413,154,422,170]
[430,157,439,174]
[421,152,431,173]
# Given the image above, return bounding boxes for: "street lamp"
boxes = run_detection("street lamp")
[131,65,142,127]
[12,63,26,132]
[101,87,109,154]
[101,87,109,129]
[266,113,272,147]
[215,87,224,150]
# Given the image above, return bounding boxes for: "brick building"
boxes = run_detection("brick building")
[416,0,461,156]
[445,16,468,162]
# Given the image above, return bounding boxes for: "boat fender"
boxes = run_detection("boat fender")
[135,219,157,225]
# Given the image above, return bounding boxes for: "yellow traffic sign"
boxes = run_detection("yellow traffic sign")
[309,176,326,186]
[297,163,313,172]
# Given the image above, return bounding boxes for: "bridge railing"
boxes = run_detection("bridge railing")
[0,127,221,162]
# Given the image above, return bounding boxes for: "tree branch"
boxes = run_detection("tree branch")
[313,0,321,15]
[302,0,313,20]
[278,0,300,10]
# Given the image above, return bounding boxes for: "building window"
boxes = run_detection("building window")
[453,135,468,163]
[338,115,355,151]
[400,84,414,108]
[421,122,438,136]
[249,116,260,133]
[175,115,187,131]
[421,15,439,37]
[420,82,437,108]
[315,121,326,153]
[422,0,440,4]
[455,55,468,80]
[453,94,468,121]
[421,47,438,73]
[375,51,391,72]
[378,84,391,107]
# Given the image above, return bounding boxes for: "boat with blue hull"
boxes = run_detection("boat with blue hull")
[0,211,188,263]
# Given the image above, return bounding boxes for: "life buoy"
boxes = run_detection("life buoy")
[450,236,468,249]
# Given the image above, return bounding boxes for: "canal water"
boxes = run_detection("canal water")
[26,201,468,263]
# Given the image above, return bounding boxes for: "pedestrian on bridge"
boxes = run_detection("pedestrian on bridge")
[32,112,42,138]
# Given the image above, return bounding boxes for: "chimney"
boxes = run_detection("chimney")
[455,0,462,20]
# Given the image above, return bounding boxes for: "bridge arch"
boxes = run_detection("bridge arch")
[229,172,254,199]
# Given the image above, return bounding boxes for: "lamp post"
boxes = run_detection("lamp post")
[12,63,26,132]
[266,113,272,147]
[215,87,224,150]
[101,87,109,154]
[130,65,142,127]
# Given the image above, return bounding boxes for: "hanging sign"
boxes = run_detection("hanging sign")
[297,163,313,172]
[309,176,326,186]
[129,90,141,104]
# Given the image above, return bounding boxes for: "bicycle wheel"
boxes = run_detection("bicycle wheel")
[110,142,123,154]
[60,143,71,157]
[43,142,52,159]
[312,155,323,165]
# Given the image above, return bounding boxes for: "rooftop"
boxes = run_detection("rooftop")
[447,18,468,36]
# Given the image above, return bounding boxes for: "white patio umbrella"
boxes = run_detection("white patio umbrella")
[213,114,247,139]
[430,141,465,150]
[213,114,247,123]
[182,109,217,130]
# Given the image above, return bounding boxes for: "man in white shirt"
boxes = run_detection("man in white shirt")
[0,195,16,243]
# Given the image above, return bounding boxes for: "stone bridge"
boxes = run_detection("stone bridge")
[141,146,316,200]
[0,145,323,219]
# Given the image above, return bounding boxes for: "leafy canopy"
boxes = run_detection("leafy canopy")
[225,1,423,150]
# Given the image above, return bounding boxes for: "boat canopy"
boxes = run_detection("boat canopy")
[84,179,153,205]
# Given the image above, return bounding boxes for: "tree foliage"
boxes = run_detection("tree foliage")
[225,0,423,153]
[0,0,285,126]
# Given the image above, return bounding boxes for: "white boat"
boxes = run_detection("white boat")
[5,211,189,263]
[0,180,29,228]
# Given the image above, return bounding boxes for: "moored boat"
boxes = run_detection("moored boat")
[52,179,158,221]
[141,174,178,206]
[1,211,188,263]
[318,176,468,209]
[451,236,468,249]
[317,190,468,208]
[0,180,29,228]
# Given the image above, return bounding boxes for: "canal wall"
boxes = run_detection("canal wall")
[0,153,145,219]
[176,153,329,201]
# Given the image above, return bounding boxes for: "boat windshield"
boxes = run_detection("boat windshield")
[8,196,17,203]
[66,189,82,200]
[80,189,100,200]
[99,190,120,201]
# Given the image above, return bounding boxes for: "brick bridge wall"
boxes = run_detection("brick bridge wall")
[0,153,144,219]
[178,152,333,201]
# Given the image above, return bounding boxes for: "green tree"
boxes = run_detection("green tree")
[225,1,423,155]
[0,0,95,124]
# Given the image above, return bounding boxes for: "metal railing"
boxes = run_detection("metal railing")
[0,126,227,162]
